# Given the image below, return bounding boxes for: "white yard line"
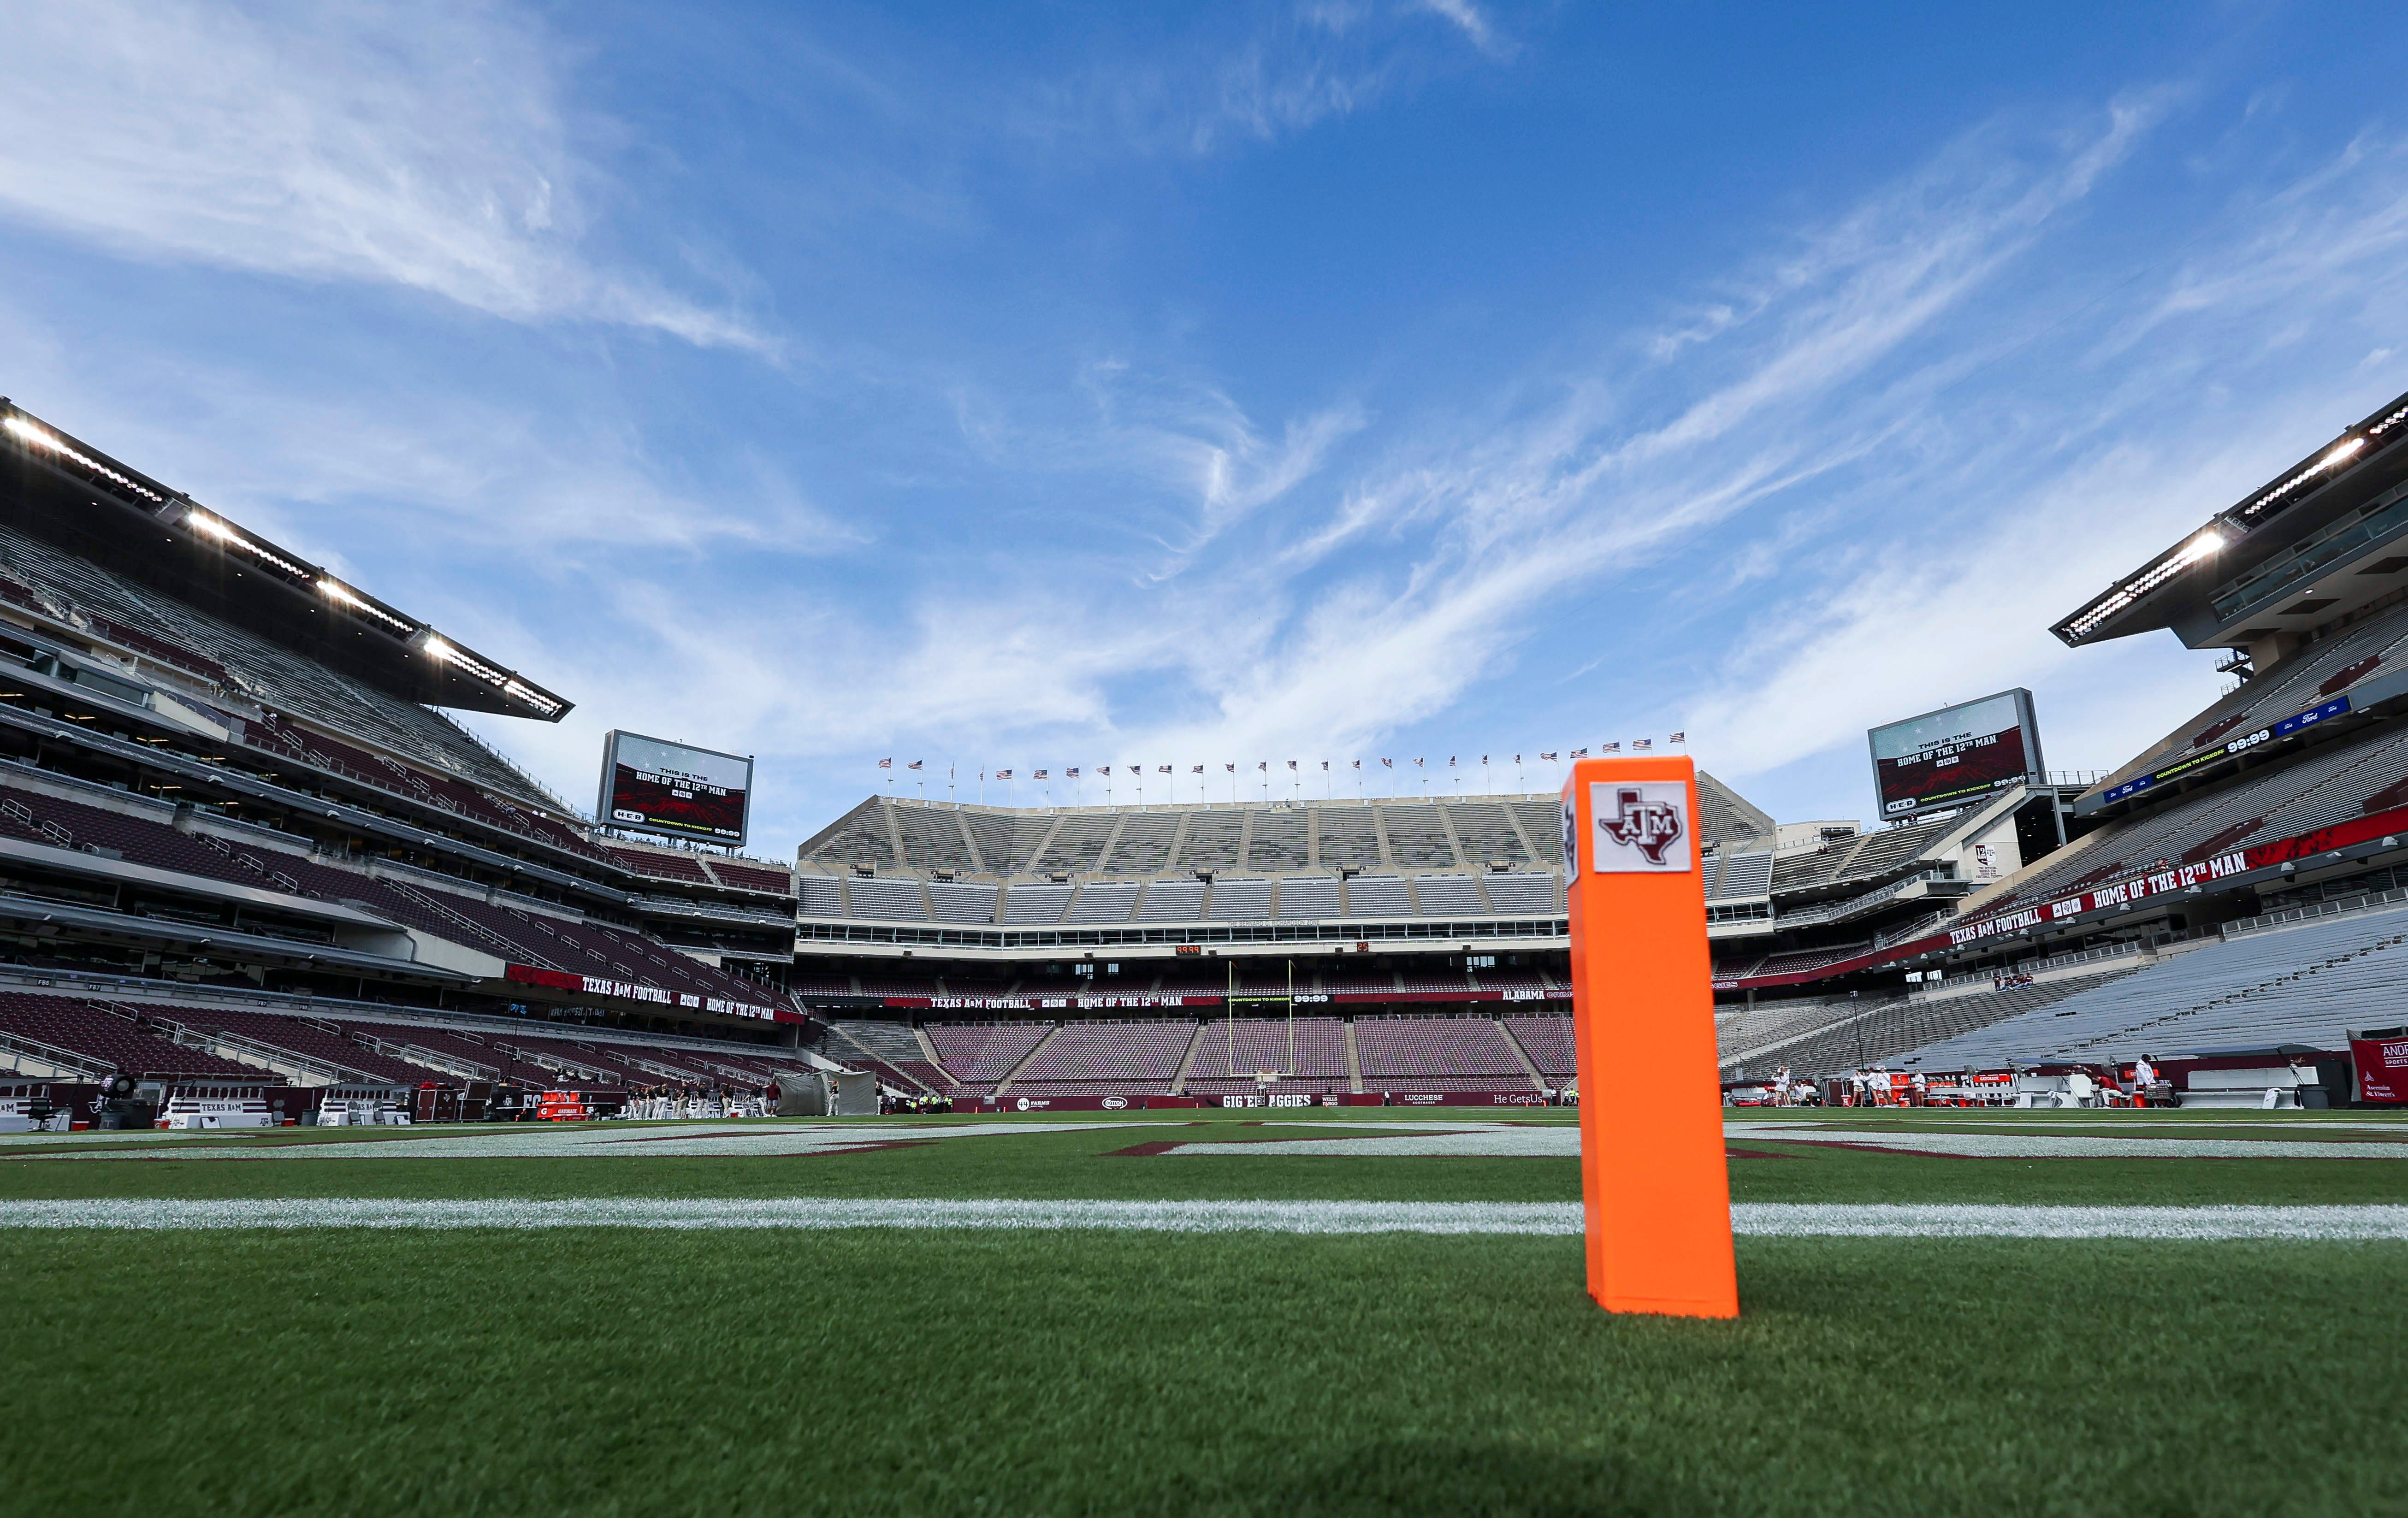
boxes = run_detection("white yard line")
[0,1198,2402,1239]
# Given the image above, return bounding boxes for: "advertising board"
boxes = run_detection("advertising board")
[1867,689,2043,820]
[598,730,752,845]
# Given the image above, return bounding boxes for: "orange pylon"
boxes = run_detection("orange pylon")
[1564,756,1739,1318]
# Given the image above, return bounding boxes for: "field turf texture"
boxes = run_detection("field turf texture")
[5,1107,2403,1516]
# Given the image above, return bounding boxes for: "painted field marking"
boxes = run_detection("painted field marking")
[0,1198,2402,1239]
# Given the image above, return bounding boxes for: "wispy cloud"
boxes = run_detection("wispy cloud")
[0,0,765,349]
[1010,0,1515,160]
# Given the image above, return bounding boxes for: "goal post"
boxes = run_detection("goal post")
[1563,755,1739,1319]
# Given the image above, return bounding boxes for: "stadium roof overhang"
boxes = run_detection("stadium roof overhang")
[0,401,571,722]
[2052,387,2408,652]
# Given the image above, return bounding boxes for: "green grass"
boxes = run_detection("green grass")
[5,1108,2405,1515]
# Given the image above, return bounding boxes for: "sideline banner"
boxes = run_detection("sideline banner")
[2352,1036,2408,1105]
[1564,757,1739,1319]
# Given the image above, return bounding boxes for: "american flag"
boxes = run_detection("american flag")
[1669,731,1685,743]
[1539,751,1557,761]
[876,757,891,769]
[1157,765,1171,774]
[1570,748,1589,759]
[1225,763,1235,773]
[1190,765,1203,774]
[995,768,1013,780]
[1352,759,1361,769]
[1256,761,1267,771]
[907,760,923,771]
[1380,758,1393,768]
[1600,742,1620,753]
[1632,739,1652,751]
[1414,758,1425,768]
[1066,767,1080,778]
[1032,768,1048,780]
[1286,760,1297,770]
[1099,765,1111,775]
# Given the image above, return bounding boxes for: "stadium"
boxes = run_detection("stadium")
[1,386,2404,1510]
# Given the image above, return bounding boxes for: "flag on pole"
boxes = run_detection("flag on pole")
[1157,765,1171,774]
[1225,763,1236,773]
[907,760,923,771]
[1632,739,1652,751]
[1481,755,1489,765]
[1032,768,1048,780]
[1570,748,1588,759]
[1256,761,1267,771]
[1352,759,1362,769]
[1539,751,1558,761]
[877,758,892,769]
[1066,767,1080,778]
[1286,760,1297,770]
[1320,760,1329,770]
[1381,758,1393,768]
[1600,742,1620,753]
[996,768,1013,780]
[1448,756,1456,767]
[1414,758,1425,768]
[1670,731,1685,744]
[1190,764,1203,774]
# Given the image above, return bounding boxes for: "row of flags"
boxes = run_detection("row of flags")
[874,736,1686,777]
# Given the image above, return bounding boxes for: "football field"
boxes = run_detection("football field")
[6,1107,2405,1516]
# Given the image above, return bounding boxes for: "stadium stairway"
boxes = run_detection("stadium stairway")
[1905,904,2408,1068]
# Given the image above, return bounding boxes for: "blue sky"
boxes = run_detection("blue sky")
[4,0,2407,857]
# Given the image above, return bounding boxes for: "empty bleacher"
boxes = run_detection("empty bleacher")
[1276,877,1343,919]
[1203,878,1272,920]
[1412,875,1489,916]
[1448,803,1532,868]
[1068,881,1143,923]
[923,1022,1050,1092]
[1138,880,1208,922]
[1483,873,1562,915]
[1963,721,2408,930]
[1007,1021,1192,1090]
[846,876,929,921]
[928,881,1000,924]
[1246,810,1311,872]
[1184,1016,1348,1085]
[1345,876,1413,917]
[1000,883,1076,924]
[1353,1015,1533,1092]
[1502,1015,1575,1081]
[1908,906,2408,1067]
[0,992,265,1078]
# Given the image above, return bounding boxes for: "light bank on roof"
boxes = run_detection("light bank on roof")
[0,399,570,723]
[2054,385,2408,662]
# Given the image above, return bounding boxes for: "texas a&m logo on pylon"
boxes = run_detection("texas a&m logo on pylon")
[1587,781,1690,873]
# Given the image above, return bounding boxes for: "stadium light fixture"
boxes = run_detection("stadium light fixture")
[2319,436,2367,470]
[317,577,364,608]
[3,415,169,504]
